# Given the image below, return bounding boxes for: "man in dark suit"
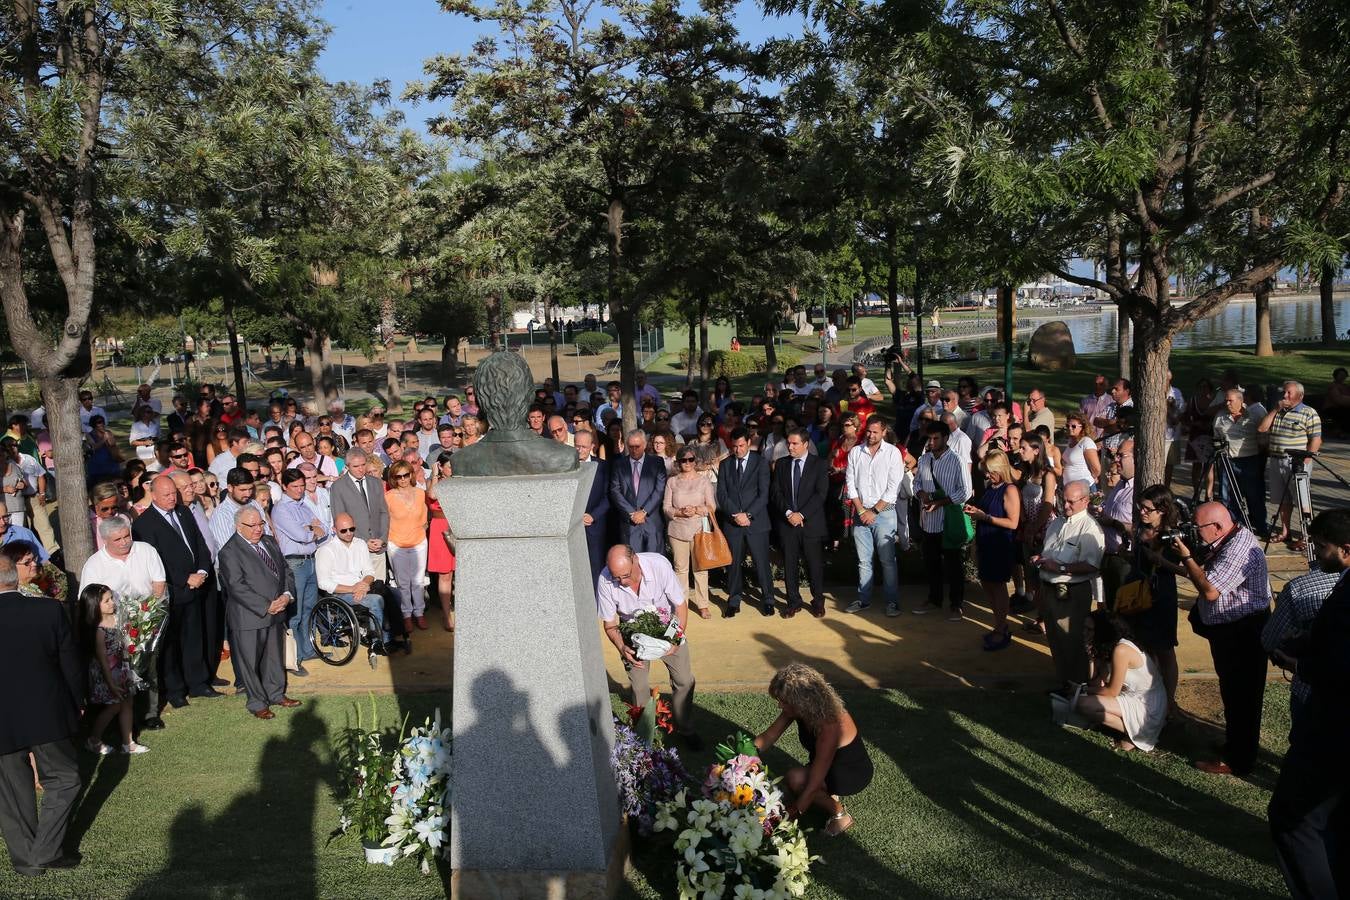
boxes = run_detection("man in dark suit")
[0,557,83,876]
[132,475,219,707]
[608,429,666,553]
[773,428,830,618]
[216,506,301,720]
[330,448,390,577]
[575,430,610,584]
[716,427,775,617]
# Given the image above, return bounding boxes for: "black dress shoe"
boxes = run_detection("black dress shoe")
[811,607,826,619]
[211,677,230,688]
[167,697,189,709]
[782,607,801,619]
[42,854,80,870]
[759,606,776,617]
[722,606,739,619]
[141,717,166,731]
[189,687,224,699]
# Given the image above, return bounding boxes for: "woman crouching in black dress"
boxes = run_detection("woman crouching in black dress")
[754,663,874,836]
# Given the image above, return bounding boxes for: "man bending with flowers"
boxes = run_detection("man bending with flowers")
[598,545,703,751]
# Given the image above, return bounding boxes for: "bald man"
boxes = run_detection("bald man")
[596,545,701,750]
[315,512,407,654]
[1032,480,1105,690]
[1175,501,1272,777]
[132,474,219,709]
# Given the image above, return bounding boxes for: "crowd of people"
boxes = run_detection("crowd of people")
[0,356,1347,886]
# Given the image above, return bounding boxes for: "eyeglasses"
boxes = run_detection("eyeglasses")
[678,458,696,464]
[1137,504,1159,514]
[171,452,189,459]
[337,527,356,534]
[396,473,412,480]
[452,431,464,437]
[17,557,37,568]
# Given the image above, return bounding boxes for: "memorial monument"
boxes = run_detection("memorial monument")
[437,352,624,898]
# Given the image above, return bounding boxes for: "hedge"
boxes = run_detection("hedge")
[675,348,800,378]
[574,332,614,355]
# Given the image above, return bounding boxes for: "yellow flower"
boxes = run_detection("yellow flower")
[732,784,755,807]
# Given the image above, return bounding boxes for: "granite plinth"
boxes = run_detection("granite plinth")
[437,467,621,887]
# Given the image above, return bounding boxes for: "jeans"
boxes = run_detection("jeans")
[1218,454,1267,533]
[332,591,391,642]
[853,508,899,607]
[286,556,318,662]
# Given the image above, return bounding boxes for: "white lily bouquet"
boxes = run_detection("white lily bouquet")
[383,709,453,875]
[619,608,686,661]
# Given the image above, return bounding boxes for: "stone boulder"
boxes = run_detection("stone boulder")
[1028,321,1077,371]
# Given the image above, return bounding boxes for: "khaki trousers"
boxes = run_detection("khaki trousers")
[626,641,696,735]
[1044,580,1092,685]
[668,537,710,612]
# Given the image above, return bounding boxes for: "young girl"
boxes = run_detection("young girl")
[78,584,149,755]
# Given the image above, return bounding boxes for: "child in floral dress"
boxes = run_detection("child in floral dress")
[77,584,148,755]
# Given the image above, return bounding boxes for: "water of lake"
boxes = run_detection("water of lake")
[1062,296,1350,353]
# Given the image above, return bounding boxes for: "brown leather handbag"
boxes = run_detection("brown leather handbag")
[693,515,732,571]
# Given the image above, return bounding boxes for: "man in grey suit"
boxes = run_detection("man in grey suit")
[716,427,775,618]
[330,448,390,577]
[608,429,666,553]
[216,507,301,720]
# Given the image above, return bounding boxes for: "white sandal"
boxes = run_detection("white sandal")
[121,742,151,755]
[825,807,853,837]
[86,739,114,756]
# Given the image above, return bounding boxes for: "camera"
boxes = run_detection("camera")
[1159,523,1201,547]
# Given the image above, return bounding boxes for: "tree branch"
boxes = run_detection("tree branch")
[1048,264,1123,301]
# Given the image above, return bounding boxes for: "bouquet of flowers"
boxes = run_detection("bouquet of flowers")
[118,595,169,676]
[383,709,453,875]
[334,697,399,850]
[628,687,675,747]
[619,607,685,661]
[653,732,815,899]
[34,561,69,604]
[612,711,690,836]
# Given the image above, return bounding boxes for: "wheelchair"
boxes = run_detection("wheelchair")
[308,595,387,670]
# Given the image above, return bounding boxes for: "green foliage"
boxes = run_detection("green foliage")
[574,332,614,355]
[677,348,799,378]
[121,320,184,366]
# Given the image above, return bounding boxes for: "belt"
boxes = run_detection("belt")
[284,553,314,560]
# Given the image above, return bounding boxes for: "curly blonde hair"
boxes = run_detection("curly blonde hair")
[768,663,845,729]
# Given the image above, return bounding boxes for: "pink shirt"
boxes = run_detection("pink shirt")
[596,552,685,623]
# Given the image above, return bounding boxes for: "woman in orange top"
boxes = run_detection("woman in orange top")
[384,460,430,631]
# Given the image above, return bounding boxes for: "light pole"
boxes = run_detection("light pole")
[912,219,926,382]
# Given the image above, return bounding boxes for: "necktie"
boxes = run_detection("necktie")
[255,539,278,577]
[632,459,642,495]
[738,457,746,480]
[167,508,192,558]
[355,475,370,513]
[792,457,802,509]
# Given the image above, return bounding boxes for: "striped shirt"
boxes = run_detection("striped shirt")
[915,449,971,534]
[1198,527,1272,625]
[1266,403,1321,454]
[1261,569,1343,703]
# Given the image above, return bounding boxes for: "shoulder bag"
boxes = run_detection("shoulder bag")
[693,514,733,571]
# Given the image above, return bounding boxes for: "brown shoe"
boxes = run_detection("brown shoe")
[277,697,302,709]
[251,708,275,720]
[403,616,414,634]
[1195,759,1233,776]
[415,615,429,630]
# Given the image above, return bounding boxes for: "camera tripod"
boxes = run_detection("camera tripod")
[1269,451,1350,568]
[1196,439,1252,533]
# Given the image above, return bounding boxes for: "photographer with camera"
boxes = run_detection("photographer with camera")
[1257,380,1322,549]
[1174,501,1272,777]
[1267,508,1350,900]
[1212,389,1267,535]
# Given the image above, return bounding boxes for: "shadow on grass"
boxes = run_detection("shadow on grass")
[126,706,329,899]
[68,750,129,856]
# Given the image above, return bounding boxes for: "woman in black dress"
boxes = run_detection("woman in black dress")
[754,663,873,836]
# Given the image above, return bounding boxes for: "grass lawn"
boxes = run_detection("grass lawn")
[0,686,1291,899]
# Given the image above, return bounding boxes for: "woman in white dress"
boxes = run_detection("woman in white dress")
[1075,610,1167,751]
[1060,412,1101,490]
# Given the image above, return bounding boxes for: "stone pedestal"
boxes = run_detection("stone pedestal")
[437,467,622,898]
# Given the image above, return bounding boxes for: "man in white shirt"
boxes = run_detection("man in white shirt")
[852,362,883,402]
[914,421,973,619]
[845,419,907,616]
[909,380,946,434]
[131,383,162,418]
[1212,388,1267,535]
[315,512,406,651]
[209,469,272,551]
[669,391,703,442]
[1164,371,1186,485]
[77,390,107,435]
[287,431,339,483]
[208,426,251,484]
[129,404,161,464]
[1031,480,1105,689]
[1024,389,1055,442]
[593,381,624,427]
[941,413,973,466]
[327,399,356,443]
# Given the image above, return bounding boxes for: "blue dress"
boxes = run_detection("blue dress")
[975,484,1015,583]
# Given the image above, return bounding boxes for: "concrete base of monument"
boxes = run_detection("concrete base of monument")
[450,824,630,900]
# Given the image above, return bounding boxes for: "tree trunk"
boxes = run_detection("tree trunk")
[225,300,246,407]
[385,339,402,412]
[304,331,327,402]
[439,338,457,384]
[486,293,502,352]
[546,302,560,385]
[1321,262,1338,345]
[685,310,697,389]
[606,197,638,435]
[885,228,902,347]
[761,323,779,375]
[698,303,710,391]
[1116,312,1130,379]
[1130,319,1173,489]
[42,375,95,571]
[318,337,338,404]
[1253,277,1274,356]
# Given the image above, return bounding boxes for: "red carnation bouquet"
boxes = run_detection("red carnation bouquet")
[119,595,169,675]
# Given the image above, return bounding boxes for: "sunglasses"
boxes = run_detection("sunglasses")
[452,431,464,437]
[337,527,356,534]
[396,473,412,480]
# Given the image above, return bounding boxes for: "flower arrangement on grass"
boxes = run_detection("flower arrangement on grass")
[613,690,690,836]
[652,732,815,899]
[618,607,685,660]
[334,697,400,853]
[118,594,168,675]
[383,709,453,874]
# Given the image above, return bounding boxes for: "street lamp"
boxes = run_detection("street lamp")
[912,217,927,381]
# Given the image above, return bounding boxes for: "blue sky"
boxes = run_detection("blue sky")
[317,0,803,131]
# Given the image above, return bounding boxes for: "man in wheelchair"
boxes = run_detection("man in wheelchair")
[315,512,411,656]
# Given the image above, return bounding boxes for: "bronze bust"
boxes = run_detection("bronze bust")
[450,351,580,476]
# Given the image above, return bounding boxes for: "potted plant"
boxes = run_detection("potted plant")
[334,697,402,864]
